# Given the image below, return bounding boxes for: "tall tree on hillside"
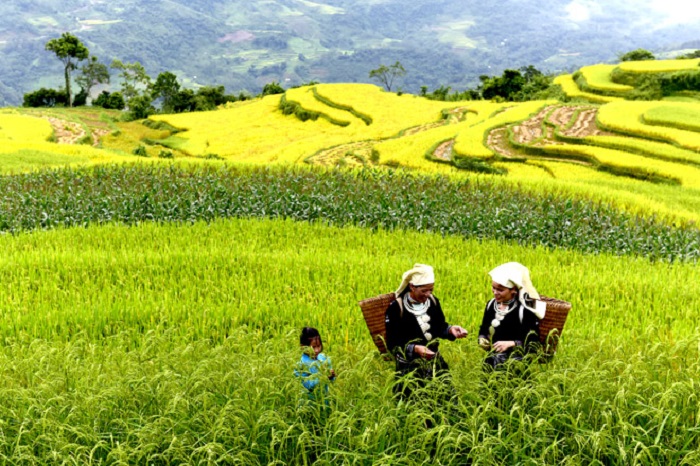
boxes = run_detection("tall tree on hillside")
[369,61,406,92]
[111,59,154,119]
[45,33,89,107]
[75,56,110,103]
[519,65,543,83]
[110,59,152,101]
[261,81,285,96]
[194,85,231,110]
[152,71,180,113]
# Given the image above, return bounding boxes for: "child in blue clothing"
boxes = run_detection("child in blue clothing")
[295,327,336,399]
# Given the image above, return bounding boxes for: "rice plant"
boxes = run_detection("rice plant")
[0,218,698,464]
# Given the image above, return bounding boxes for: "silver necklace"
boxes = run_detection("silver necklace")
[404,294,433,340]
[491,299,516,328]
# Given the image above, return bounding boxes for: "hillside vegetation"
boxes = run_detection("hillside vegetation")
[2,58,700,225]
[0,57,699,463]
[2,0,700,105]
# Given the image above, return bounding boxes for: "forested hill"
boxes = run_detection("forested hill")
[1,0,699,105]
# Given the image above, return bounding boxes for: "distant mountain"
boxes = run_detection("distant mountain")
[0,0,698,106]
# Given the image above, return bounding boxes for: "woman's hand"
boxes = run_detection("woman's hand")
[449,325,468,339]
[329,369,337,380]
[414,345,436,359]
[492,340,516,353]
[478,337,491,351]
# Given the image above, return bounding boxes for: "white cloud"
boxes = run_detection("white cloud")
[565,1,603,22]
[566,0,699,27]
[648,0,700,25]
[565,2,591,21]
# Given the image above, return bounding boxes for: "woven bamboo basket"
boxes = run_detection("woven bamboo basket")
[357,292,396,354]
[537,296,572,355]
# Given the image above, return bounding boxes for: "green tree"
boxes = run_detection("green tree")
[516,65,552,101]
[172,89,197,113]
[75,56,110,103]
[45,33,89,107]
[369,61,406,92]
[152,71,181,113]
[111,59,153,119]
[261,81,285,96]
[128,94,155,119]
[194,85,232,110]
[519,65,543,83]
[480,69,525,101]
[678,50,700,59]
[93,91,125,110]
[110,59,152,101]
[23,88,68,107]
[619,49,655,62]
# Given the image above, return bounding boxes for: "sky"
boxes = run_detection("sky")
[649,0,700,26]
[566,0,700,26]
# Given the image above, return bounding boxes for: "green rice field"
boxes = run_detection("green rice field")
[0,163,698,464]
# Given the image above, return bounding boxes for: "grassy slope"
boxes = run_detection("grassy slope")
[0,218,698,463]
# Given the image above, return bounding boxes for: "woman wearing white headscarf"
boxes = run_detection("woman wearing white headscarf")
[477,262,545,370]
[385,264,468,396]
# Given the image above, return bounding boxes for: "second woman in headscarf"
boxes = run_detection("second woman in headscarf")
[478,262,545,370]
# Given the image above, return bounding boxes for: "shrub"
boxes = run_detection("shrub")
[93,91,126,110]
[22,88,68,107]
[262,81,285,96]
[132,145,148,157]
[619,49,655,62]
[76,134,93,145]
[142,119,182,134]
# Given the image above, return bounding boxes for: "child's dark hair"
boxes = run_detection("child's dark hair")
[300,327,322,347]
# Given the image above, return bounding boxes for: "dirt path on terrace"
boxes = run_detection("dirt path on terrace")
[306,106,472,166]
[45,117,110,146]
[433,139,454,161]
[487,105,615,158]
[306,141,373,166]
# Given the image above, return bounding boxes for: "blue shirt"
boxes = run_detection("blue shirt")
[294,352,335,393]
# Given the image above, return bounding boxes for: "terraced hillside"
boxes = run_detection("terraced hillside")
[2,60,700,223]
[557,58,700,102]
[146,75,700,223]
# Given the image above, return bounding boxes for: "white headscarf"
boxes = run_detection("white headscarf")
[489,262,545,319]
[395,264,435,298]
